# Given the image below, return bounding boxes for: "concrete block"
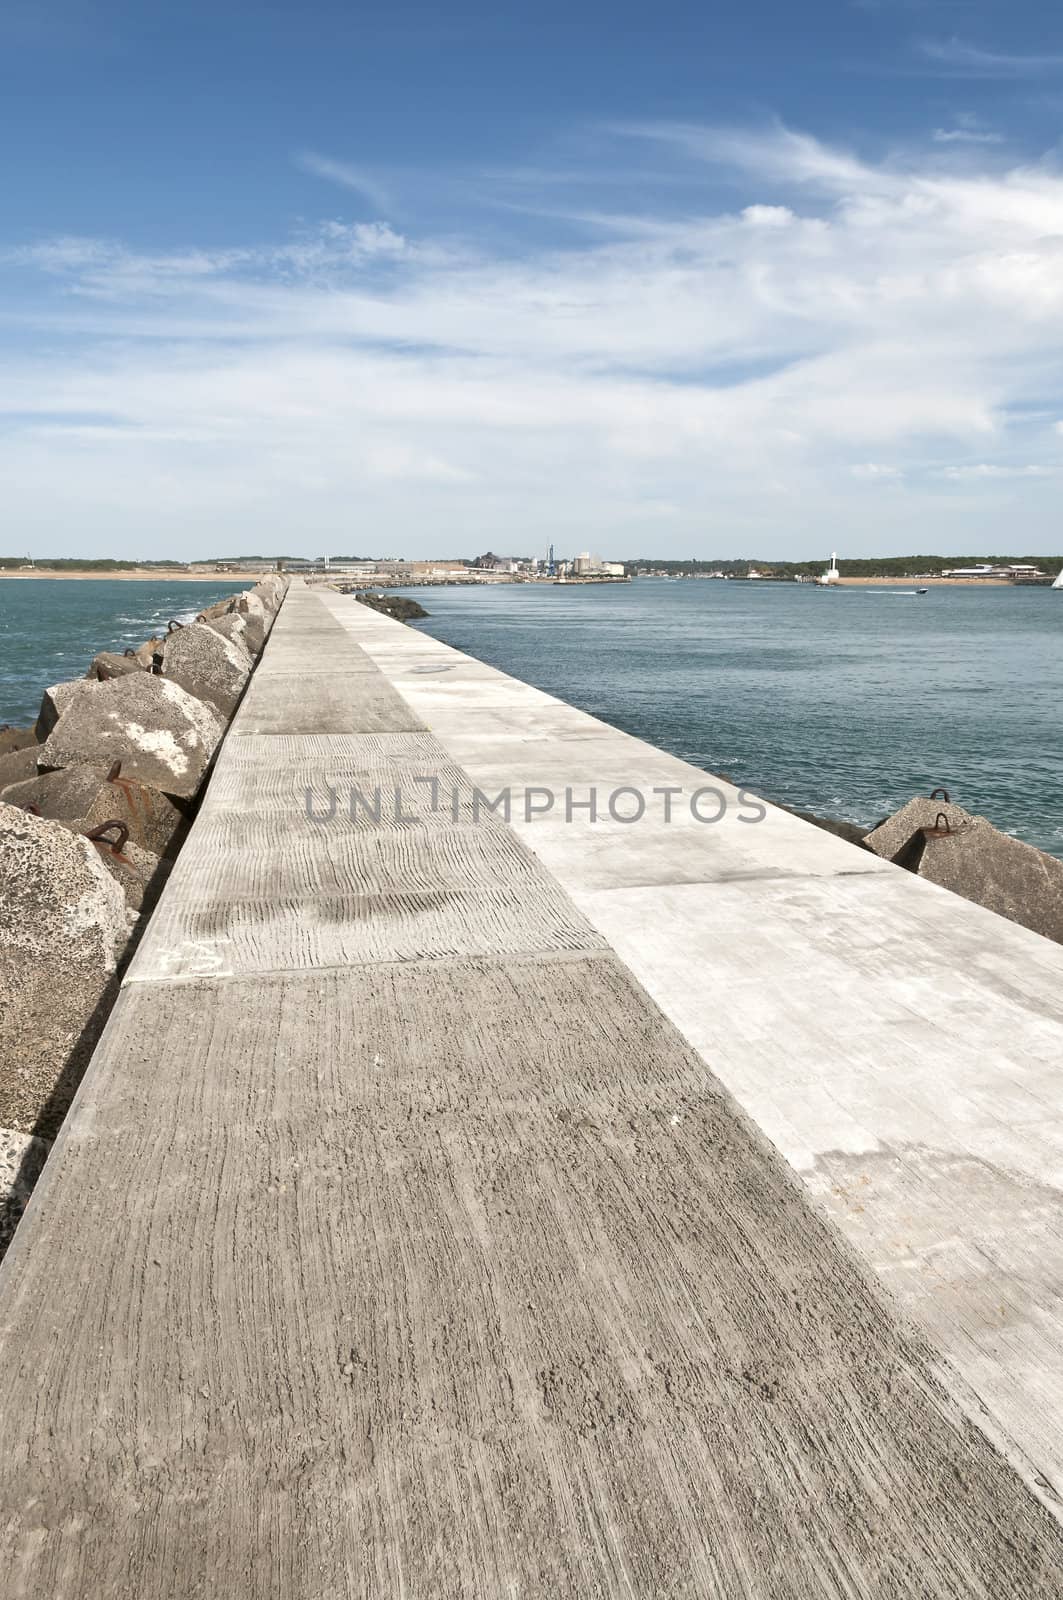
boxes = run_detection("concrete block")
[202,611,255,658]
[866,796,1063,945]
[82,827,171,914]
[0,805,128,1138]
[0,762,187,857]
[35,679,99,742]
[864,797,975,864]
[37,674,224,800]
[2,763,112,821]
[0,743,45,794]
[249,579,283,613]
[0,727,37,758]
[196,597,237,623]
[918,826,1063,945]
[233,593,269,653]
[134,636,165,670]
[87,650,146,682]
[161,622,251,719]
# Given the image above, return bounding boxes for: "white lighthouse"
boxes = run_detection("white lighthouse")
[817,552,840,587]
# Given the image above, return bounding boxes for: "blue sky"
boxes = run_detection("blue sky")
[5,0,1063,559]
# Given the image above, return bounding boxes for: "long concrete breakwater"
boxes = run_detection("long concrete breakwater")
[1,579,1062,1596]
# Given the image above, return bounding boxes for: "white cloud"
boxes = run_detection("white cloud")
[742,205,796,227]
[7,123,1063,557]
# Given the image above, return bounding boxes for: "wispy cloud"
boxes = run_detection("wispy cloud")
[6,122,1063,556]
[917,38,1063,78]
[296,151,396,214]
[932,127,1004,145]
[938,463,1056,478]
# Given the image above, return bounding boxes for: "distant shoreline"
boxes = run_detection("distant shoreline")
[0,570,268,583]
[835,575,1015,587]
[0,568,1053,589]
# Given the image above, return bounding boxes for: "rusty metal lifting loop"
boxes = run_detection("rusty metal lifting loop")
[167,619,184,634]
[106,760,122,782]
[929,787,951,802]
[86,820,130,857]
[921,811,955,840]
[123,647,137,658]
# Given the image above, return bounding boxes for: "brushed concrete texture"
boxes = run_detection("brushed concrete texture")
[125,816,604,980]
[199,733,490,841]
[252,641,383,676]
[319,588,1063,1515]
[232,670,426,735]
[2,957,1061,1598]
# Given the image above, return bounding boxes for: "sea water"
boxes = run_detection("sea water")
[406,579,1063,859]
[0,579,247,728]
[3,575,1060,859]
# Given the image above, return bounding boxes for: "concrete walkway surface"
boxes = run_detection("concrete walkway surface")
[1,580,1062,1598]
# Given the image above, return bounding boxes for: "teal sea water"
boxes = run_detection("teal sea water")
[2,576,1060,860]
[405,579,1063,860]
[0,579,247,729]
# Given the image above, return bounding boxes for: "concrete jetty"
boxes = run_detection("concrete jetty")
[1,580,1062,1596]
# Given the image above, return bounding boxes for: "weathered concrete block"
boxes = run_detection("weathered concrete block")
[196,597,237,623]
[250,579,283,614]
[233,593,269,653]
[2,763,112,821]
[134,635,164,670]
[82,828,171,914]
[0,744,44,795]
[2,762,188,857]
[87,650,146,682]
[102,772,190,857]
[0,727,37,758]
[203,611,256,658]
[161,623,251,719]
[866,796,1063,945]
[863,797,975,864]
[37,675,224,800]
[35,679,99,743]
[0,806,128,1138]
